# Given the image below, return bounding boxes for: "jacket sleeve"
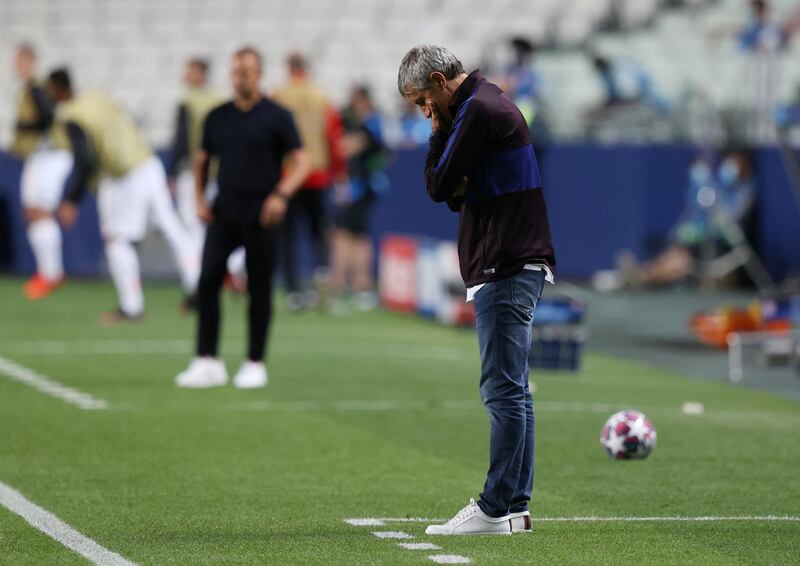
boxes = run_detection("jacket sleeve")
[423,100,486,203]
[63,122,97,204]
[16,86,54,133]
[168,104,189,178]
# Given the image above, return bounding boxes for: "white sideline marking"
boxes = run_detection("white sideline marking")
[0,355,108,410]
[0,480,136,566]
[350,515,800,524]
[429,555,471,564]
[231,400,478,413]
[373,531,413,539]
[400,542,442,550]
[535,515,800,523]
[222,400,800,423]
[347,517,440,523]
[0,340,192,355]
[0,339,467,362]
[345,518,385,526]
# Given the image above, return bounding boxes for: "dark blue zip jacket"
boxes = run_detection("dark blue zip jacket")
[425,70,555,286]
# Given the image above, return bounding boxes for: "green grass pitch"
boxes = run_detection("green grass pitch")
[0,278,798,565]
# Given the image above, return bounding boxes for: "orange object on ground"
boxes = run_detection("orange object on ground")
[690,307,758,349]
[23,274,65,300]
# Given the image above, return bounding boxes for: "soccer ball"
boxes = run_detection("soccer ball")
[600,410,656,460]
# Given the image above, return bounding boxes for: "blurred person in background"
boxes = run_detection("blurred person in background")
[500,38,543,125]
[596,150,757,290]
[398,45,555,535]
[500,37,552,163]
[775,80,800,131]
[584,53,667,131]
[273,52,347,311]
[47,69,200,324]
[11,43,74,300]
[175,47,309,389]
[167,58,222,269]
[329,85,388,311]
[737,0,797,142]
[398,97,432,147]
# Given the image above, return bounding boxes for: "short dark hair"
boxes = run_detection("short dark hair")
[17,42,36,59]
[188,57,210,75]
[234,46,263,71]
[48,68,72,91]
[352,84,372,102]
[287,52,307,72]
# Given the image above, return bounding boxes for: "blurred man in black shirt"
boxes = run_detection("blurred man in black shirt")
[176,47,310,389]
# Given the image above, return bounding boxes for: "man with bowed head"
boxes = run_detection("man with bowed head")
[397,45,555,535]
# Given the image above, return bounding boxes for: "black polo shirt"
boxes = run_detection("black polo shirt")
[202,97,302,209]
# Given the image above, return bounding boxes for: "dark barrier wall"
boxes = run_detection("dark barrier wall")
[375,145,800,280]
[0,152,103,276]
[1,145,798,280]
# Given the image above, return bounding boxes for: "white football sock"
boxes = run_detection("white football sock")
[227,247,246,279]
[149,180,201,294]
[27,218,63,282]
[160,220,201,294]
[105,240,144,316]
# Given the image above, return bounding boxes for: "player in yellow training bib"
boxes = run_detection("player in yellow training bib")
[46,68,200,324]
[10,44,73,300]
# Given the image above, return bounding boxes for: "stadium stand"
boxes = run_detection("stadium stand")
[8,0,795,147]
[1,0,799,146]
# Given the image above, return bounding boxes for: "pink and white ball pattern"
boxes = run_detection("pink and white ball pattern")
[600,410,657,460]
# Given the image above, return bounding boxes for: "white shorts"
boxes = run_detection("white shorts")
[176,169,197,229]
[20,149,74,212]
[176,169,217,229]
[98,157,176,242]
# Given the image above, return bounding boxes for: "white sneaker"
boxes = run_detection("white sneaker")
[509,510,532,533]
[175,358,228,388]
[425,499,512,535]
[354,290,378,311]
[233,361,268,389]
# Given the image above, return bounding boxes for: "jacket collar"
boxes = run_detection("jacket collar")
[448,69,483,115]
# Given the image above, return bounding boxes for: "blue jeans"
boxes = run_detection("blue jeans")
[474,269,544,518]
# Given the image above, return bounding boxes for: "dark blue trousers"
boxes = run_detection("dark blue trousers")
[474,269,544,518]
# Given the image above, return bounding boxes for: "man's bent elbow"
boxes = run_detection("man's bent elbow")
[424,174,450,203]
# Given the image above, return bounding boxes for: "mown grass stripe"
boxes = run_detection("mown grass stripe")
[0,480,135,566]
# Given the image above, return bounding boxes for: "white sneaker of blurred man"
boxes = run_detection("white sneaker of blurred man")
[175,358,228,388]
[233,361,268,389]
[509,510,532,533]
[425,499,512,535]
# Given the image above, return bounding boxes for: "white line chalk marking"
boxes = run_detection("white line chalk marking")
[0,355,108,410]
[347,517,439,523]
[535,515,800,523]
[400,542,442,550]
[373,531,414,539]
[222,400,800,423]
[349,515,800,524]
[428,555,471,564]
[0,480,136,565]
[345,518,385,526]
[0,339,468,362]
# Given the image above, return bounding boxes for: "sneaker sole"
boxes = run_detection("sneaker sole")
[175,377,228,388]
[425,529,512,536]
[426,523,513,536]
[509,513,532,533]
[233,382,267,389]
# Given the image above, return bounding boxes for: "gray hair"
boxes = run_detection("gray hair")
[397,45,465,96]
